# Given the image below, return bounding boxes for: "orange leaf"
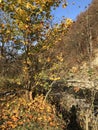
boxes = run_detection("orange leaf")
[11,116,18,122]
[74,87,80,93]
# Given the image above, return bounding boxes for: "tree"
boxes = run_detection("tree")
[0,0,68,99]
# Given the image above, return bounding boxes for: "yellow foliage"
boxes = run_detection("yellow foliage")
[11,116,18,122]
[49,76,60,81]
[62,3,67,8]
[17,0,22,4]
[42,45,47,49]
[23,66,28,72]
[6,30,10,34]
[56,55,63,62]
[0,94,64,129]
[16,81,21,85]
[47,57,51,62]
[71,66,78,73]
[65,18,73,27]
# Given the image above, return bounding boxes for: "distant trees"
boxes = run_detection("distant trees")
[60,0,98,65]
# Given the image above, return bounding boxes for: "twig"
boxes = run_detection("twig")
[44,80,56,102]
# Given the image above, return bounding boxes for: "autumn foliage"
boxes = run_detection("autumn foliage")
[0,0,98,130]
[0,94,64,130]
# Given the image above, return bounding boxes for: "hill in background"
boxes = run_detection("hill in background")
[40,0,98,82]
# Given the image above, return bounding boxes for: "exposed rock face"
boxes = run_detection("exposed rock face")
[48,80,98,130]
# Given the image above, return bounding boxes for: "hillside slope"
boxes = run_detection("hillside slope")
[59,0,98,68]
[60,0,98,84]
[38,0,98,90]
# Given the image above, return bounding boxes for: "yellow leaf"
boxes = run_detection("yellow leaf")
[11,116,18,122]
[38,117,42,121]
[26,17,30,21]
[26,2,31,9]
[71,66,78,73]
[47,57,51,62]
[6,30,10,34]
[17,0,22,4]
[62,3,67,8]
[49,77,60,81]
[42,45,47,49]
[17,81,21,85]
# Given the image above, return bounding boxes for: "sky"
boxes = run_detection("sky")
[52,0,92,23]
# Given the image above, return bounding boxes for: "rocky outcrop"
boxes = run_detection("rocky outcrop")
[48,80,98,130]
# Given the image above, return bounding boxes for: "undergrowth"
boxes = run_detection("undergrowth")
[0,94,64,130]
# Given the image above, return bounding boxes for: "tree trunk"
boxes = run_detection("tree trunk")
[25,90,32,101]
